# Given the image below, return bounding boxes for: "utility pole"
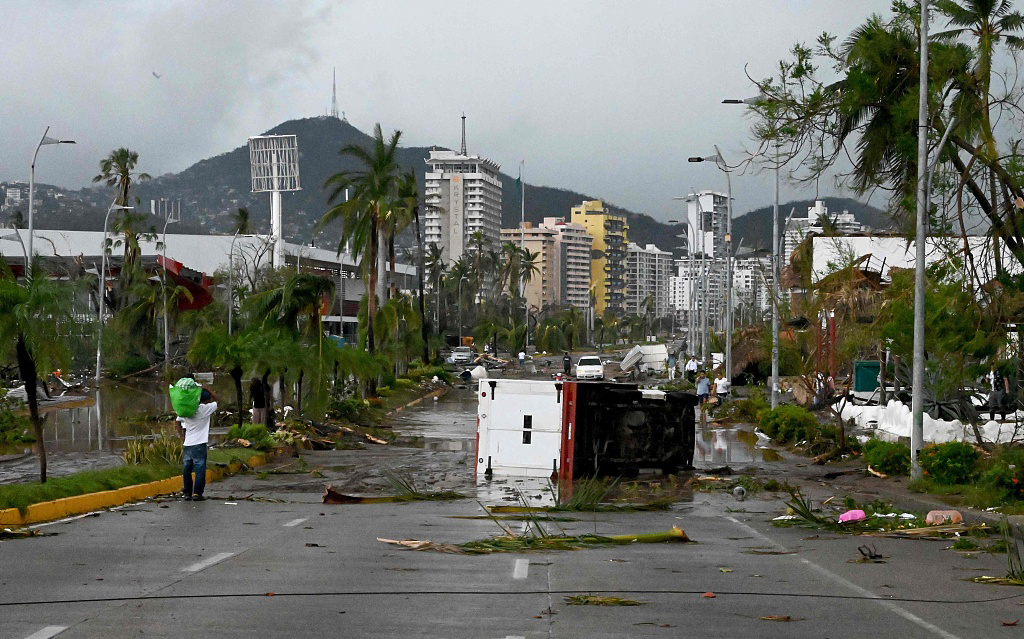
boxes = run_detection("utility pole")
[911,0,930,481]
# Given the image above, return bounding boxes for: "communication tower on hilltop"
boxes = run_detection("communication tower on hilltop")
[248,135,301,269]
[331,67,339,119]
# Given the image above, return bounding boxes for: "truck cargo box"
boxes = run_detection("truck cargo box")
[475,379,698,485]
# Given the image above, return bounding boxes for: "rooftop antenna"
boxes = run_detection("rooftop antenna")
[331,67,339,119]
[460,112,467,155]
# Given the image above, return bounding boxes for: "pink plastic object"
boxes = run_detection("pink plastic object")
[838,509,867,523]
[925,510,963,526]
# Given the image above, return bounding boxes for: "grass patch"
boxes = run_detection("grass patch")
[953,538,979,551]
[0,464,178,514]
[207,447,262,465]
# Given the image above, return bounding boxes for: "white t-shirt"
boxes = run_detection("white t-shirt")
[714,378,731,394]
[177,402,217,446]
[686,359,698,372]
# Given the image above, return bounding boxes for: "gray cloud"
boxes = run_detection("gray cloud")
[1,0,893,221]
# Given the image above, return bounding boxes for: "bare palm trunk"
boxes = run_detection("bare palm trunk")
[413,205,429,364]
[17,336,45,483]
[367,218,379,354]
[231,366,244,429]
[389,235,397,300]
[297,369,304,414]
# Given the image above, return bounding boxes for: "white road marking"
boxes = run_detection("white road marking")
[505,636,525,639]
[283,518,307,527]
[726,517,963,639]
[512,558,529,580]
[182,552,234,573]
[23,627,68,639]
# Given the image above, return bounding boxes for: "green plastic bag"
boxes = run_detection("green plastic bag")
[169,377,202,418]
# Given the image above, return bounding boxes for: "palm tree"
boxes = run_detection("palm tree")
[424,243,446,333]
[559,306,585,351]
[320,124,403,354]
[94,149,152,311]
[397,171,430,363]
[0,263,74,482]
[188,326,255,429]
[93,148,151,207]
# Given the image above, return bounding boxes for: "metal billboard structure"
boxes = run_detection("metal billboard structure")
[248,134,301,269]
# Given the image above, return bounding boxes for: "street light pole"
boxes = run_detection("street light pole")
[688,149,734,379]
[723,95,779,407]
[161,201,179,375]
[458,275,469,347]
[28,127,75,276]
[96,200,133,385]
[911,0,931,480]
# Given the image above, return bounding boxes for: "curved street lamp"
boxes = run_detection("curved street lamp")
[28,127,75,276]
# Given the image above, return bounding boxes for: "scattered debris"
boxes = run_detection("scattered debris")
[635,622,675,628]
[1002,620,1019,626]
[565,595,645,606]
[377,526,691,555]
[760,615,801,622]
[925,510,964,526]
[849,545,887,563]
[839,509,867,523]
[702,592,716,598]
[0,527,48,540]
[866,466,888,479]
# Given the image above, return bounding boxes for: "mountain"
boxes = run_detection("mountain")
[731,197,896,250]
[6,117,893,254]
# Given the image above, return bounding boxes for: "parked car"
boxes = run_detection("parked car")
[447,346,474,365]
[575,356,605,381]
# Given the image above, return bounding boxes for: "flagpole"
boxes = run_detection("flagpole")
[521,160,528,349]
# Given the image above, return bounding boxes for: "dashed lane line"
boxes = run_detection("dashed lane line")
[283,518,307,527]
[726,517,962,639]
[182,552,235,573]
[512,559,529,580]
[22,627,68,639]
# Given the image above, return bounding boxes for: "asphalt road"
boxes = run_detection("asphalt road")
[2,486,1021,638]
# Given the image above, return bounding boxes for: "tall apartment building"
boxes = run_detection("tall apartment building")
[423,126,503,266]
[539,217,593,309]
[570,200,627,316]
[685,191,729,260]
[626,242,672,318]
[733,248,774,323]
[500,223,558,311]
[783,200,865,267]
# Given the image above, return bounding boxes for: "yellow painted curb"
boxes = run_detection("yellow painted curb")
[0,452,270,527]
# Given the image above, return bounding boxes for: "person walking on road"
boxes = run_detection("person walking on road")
[713,371,731,406]
[562,352,572,377]
[176,387,218,501]
[695,371,711,406]
[685,356,698,382]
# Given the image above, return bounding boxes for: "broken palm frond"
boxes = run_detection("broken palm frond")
[448,515,579,522]
[967,576,1024,586]
[863,524,992,540]
[1002,517,1024,582]
[0,527,45,540]
[378,526,691,555]
[322,484,465,505]
[776,490,934,535]
[760,615,801,622]
[565,595,646,606]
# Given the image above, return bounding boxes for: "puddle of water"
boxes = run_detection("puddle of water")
[694,423,781,467]
[476,476,557,508]
[42,382,170,453]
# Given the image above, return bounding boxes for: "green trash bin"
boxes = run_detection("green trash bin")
[853,361,881,392]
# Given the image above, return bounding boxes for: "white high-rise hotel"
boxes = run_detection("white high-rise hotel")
[423,117,503,264]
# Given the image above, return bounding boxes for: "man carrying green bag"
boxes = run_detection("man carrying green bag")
[170,377,218,501]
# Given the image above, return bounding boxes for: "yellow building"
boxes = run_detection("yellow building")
[570,200,628,315]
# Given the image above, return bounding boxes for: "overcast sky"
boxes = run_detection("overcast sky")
[1,0,893,220]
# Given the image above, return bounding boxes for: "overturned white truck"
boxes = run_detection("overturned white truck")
[475,379,698,484]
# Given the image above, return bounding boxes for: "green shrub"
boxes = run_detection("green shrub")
[328,397,373,424]
[226,424,243,440]
[979,447,1024,500]
[122,430,183,466]
[108,355,151,378]
[405,364,454,384]
[919,441,980,485]
[720,387,769,422]
[759,405,819,443]
[0,394,33,446]
[239,423,273,449]
[864,439,911,476]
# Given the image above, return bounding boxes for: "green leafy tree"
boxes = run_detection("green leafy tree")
[0,264,74,482]
[188,326,255,428]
